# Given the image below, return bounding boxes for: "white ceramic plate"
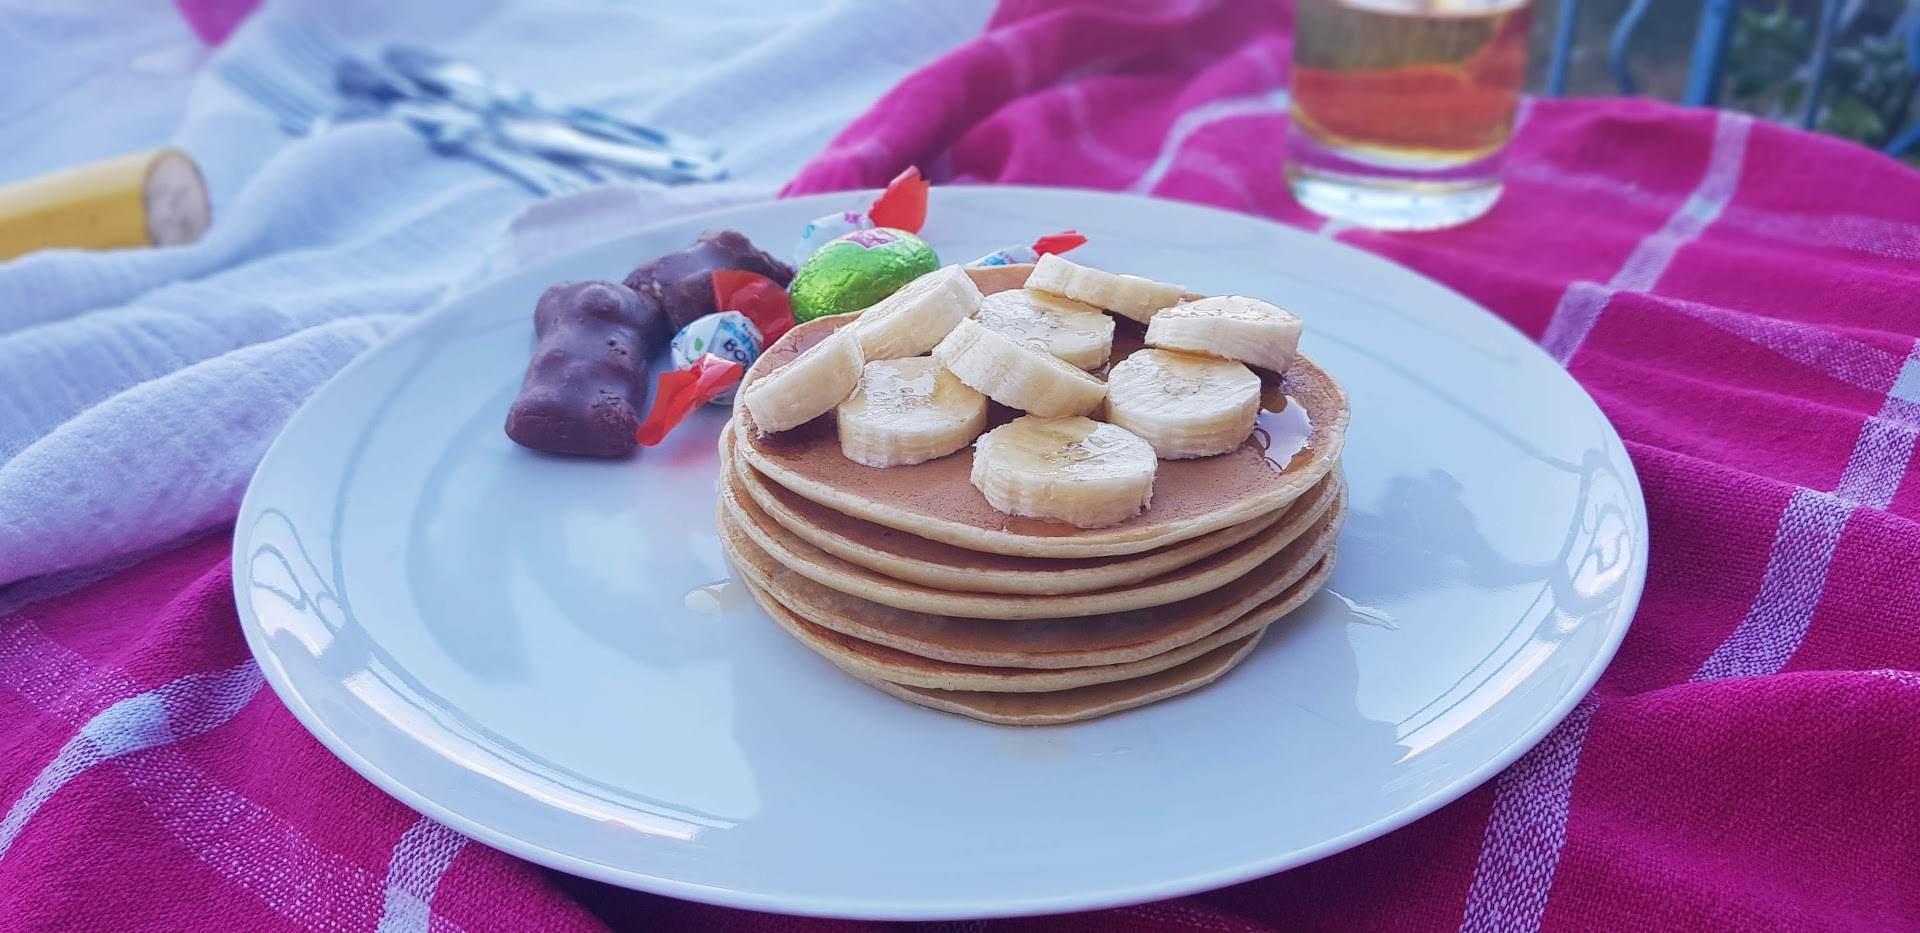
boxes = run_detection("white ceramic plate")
[234,187,1645,920]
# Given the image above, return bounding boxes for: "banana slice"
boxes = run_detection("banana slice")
[970,416,1157,529]
[975,288,1116,370]
[1025,253,1184,324]
[851,264,983,360]
[1145,295,1303,374]
[932,317,1108,417]
[741,328,865,434]
[837,358,988,467]
[1105,348,1260,459]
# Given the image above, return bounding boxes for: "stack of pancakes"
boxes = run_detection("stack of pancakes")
[717,266,1351,725]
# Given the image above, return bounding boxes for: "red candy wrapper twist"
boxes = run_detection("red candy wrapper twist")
[1031,230,1088,256]
[635,354,744,447]
[712,270,795,343]
[867,166,929,234]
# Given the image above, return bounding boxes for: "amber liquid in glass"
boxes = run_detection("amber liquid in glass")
[1287,0,1532,229]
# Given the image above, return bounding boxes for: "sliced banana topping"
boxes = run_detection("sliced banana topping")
[970,416,1157,529]
[931,317,1108,418]
[1145,295,1302,375]
[836,358,988,468]
[1105,348,1260,459]
[974,288,1116,370]
[850,264,983,361]
[741,327,865,434]
[1025,253,1184,324]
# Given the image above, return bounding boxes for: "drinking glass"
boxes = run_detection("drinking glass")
[1286,0,1533,231]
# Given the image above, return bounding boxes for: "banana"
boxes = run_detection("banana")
[1145,295,1303,375]
[1105,348,1260,459]
[0,148,210,261]
[974,288,1115,370]
[850,264,983,360]
[741,328,865,434]
[1024,253,1184,324]
[836,358,988,467]
[932,317,1108,417]
[970,416,1157,529]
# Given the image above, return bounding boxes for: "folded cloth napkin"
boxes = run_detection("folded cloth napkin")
[0,0,988,589]
[7,1,1920,931]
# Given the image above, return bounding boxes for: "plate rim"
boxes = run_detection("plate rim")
[232,185,1648,920]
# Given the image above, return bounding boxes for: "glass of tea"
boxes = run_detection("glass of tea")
[1286,0,1532,231]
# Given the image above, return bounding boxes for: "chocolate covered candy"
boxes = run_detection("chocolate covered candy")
[788,227,940,323]
[624,230,793,336]
[505,280,659,457]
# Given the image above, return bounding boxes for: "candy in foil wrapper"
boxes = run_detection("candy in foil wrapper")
[788,227,940,323]
[968,245,1038,268]
[793,211,875,269]
[670,311,763,405]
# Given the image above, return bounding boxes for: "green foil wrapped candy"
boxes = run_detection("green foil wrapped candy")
[788,227,939,323]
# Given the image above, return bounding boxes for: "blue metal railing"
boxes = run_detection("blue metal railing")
[1546,0,1918,155]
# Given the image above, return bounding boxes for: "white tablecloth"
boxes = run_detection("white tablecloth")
[0,0,987,588]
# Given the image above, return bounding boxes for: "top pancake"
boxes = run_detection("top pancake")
[731,264,1351,559]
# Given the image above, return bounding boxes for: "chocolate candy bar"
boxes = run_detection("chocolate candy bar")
[505,280,660,457]
[623,230,793,335]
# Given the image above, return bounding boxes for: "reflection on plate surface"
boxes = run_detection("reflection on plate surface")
[233,187,1645,920]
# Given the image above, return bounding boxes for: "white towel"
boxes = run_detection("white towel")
[0,0,987,587]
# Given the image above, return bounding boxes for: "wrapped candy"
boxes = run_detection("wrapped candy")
[669,311,762,406]
[788,227,940,323]
[632,267,799,445]
[792,166,930,269]
[968,230,1089,268]
[792,211,874,269]
[635,354,744,447]
[712,269,795,343]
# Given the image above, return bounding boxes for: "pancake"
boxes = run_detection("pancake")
[726,429,1293,596]
[731,265,1351,560]
[863,631,1269,726]
[722,490,1345,669]
[720,457,1344,619]
[744,553,1334,693]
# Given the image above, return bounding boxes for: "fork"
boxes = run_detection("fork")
[215,52,584,196]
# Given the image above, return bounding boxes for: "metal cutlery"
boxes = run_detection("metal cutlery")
[216,21,725,193]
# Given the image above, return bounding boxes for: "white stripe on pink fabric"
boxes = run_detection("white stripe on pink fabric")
[1456,699,1598,933]
[1658,296,1909,394]
[1158,146,1267,212]
[1868,669,1920,687]
[376,816,471,933]
[1063,84,1149,175]
[1509,160,1920,264]
[0,625,469,933]
[1693,341,1920,682]
[0,622,137,728]
[1125,87,1289,194]
[0,660,262,859]
[1540,112,1752,364]
[983,27,1037,97]
[1458,110,1755,933]
[1458,332,1919,929]
[1691,488,1856,682]
[1836,414,1920,509]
